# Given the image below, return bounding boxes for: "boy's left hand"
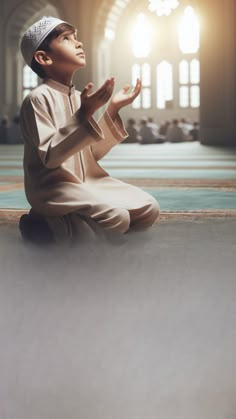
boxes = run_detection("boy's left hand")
[107,78,141,120]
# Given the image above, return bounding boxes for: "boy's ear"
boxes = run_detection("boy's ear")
[34,50,52,66]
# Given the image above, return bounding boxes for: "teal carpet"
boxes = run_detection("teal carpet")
[105,169,236,179]
[0,189,236,211]
[0,143,236,212]
[147,188,236,211]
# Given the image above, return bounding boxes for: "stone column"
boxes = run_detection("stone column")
[198,0,236,146]
[65,0,94,90]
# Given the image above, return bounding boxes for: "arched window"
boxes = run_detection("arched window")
[127,6,200,113]
[132,63,151,109]
[190,59,200,107]
[131,13,152,58]
[156,61,173,109]
[179,59,200,108]
[190,58,200,84]
[131,64,141,109]
[23,65,38,98]
[190,85,200,108]
[179,60,189,84]
[178,6,200,54]
[142,63,151,109]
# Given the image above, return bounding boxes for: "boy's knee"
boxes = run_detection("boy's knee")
[130,199,160,229]
[110,208,130,233]
[117,209,131,233]
[101,208,130,233]
[148,199,160,224]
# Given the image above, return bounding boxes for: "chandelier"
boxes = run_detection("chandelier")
[148,0,180,16]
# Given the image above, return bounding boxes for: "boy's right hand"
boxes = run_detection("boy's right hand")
[79,77,115,119]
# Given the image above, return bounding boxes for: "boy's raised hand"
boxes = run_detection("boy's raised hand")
[79,77,115,119]
[107,78,142,120]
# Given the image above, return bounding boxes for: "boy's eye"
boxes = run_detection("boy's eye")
[63,34,77,41]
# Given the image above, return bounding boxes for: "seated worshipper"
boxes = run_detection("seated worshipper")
[138,117,156,144]
[147,117,159,138]
[189,122,199,141]
[178,118,193,141]
[158,121,170,142]
[19,16,160,245]
[0,115,9,144]
[159,121,170,136]
[147,117,166,144]
[123,118,139,143]
[8,114,23,144]
[166,119,185,143]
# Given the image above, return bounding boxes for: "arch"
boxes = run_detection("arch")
[94,0,199,119]
[94,0,131,40]
[6,0,60,44]
[95,0,199,42]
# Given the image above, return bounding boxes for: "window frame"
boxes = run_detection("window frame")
[22,65,39,99]
[178,58,200,109]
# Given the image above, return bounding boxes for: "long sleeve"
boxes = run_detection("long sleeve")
[20,93,104,169]
[91,110,128,161]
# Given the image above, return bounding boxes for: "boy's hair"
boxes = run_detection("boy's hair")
[31,22,76,79]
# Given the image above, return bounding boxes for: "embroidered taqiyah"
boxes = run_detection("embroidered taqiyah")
[20,16,67,67]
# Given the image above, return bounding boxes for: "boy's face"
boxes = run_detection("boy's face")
[44,29,86,72]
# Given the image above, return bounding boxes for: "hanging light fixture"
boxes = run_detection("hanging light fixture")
[148,0,179,16]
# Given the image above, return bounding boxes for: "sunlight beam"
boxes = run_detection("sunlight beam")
[131,13,153,58]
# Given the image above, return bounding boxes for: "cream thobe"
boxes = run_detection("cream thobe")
[20,78,159,235]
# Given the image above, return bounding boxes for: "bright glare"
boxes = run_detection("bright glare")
[131,14,152,58]
[179,60,189,84]
[149,0,179,17]
[178,6,200,54]
[157,61,173,109]
[104,28,115,41]
[190,59,200,83]
[23,65,38,88]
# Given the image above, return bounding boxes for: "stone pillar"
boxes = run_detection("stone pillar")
[64,0,94,90]
[198,0,236,146]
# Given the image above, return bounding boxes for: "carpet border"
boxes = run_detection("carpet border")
[1,209,236,225]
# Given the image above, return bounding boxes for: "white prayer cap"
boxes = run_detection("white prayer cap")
[20,16,69,67]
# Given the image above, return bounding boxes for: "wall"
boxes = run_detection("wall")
[0,0,96,121]
[199,0,236,145]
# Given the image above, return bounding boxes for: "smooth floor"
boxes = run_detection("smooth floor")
[0,219,236,419]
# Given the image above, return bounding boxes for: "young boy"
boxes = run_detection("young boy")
[19,16,160,244]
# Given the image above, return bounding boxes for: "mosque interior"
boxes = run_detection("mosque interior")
[0,1,236,418]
